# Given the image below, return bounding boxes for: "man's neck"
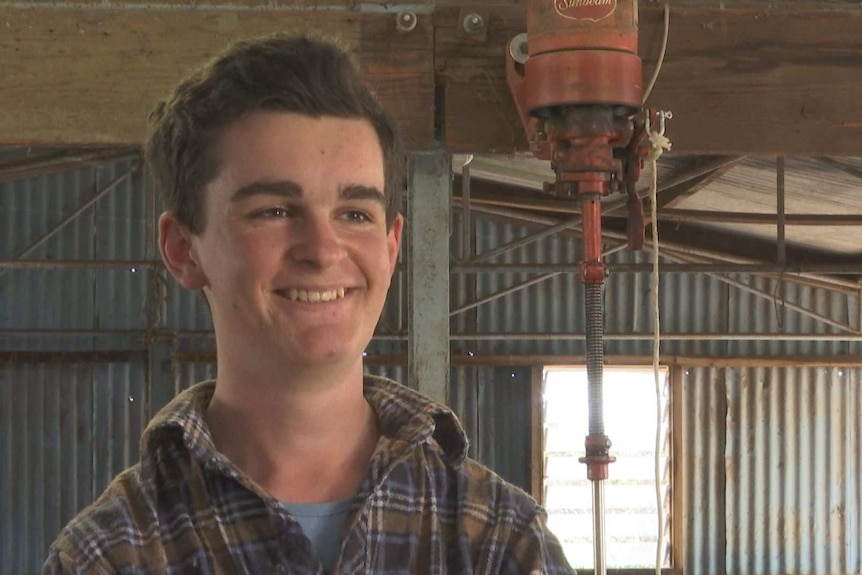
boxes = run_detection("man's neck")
[205,360,380,504]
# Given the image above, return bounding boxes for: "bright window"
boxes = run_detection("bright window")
[542,366,671,568]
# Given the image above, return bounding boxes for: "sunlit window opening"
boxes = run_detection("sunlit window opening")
[543,366,671,568]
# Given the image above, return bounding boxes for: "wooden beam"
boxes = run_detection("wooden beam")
[436,4,862,155]
[3,3,861,154]
[529,366,544,504]
[360,14,436,149]
[0,8,435,148]
[656,210,862,226]
[177,351,862,367]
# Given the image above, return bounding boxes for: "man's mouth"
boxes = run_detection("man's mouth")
[280,287,346,303]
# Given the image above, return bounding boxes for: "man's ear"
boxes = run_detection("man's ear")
[387,214,404,278]
[158,212,208,290]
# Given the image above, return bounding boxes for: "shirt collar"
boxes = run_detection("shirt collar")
[140,375,469,470]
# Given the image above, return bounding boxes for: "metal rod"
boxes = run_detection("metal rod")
[451,262,862,275]
[465,213,583,264]
[6,329,862,341]
[444,332,862,341]
[0,329,213,338]
[450,273,559,316]
[8,259,861,275]
[656,246,861,296]
[592,480,607,575]
[37,350,862,368]
[379,332,862,342]
[0,259,162,270]
[457,196,862,225]
[463,192,640,264]
[459,155,480,352]
[462,155,473,260]
[0,148,140,182]
[777,156,786,265]
[602,242,629,258]
[0,350,146,363]
[465,203,862,292]
[712,265,858,334]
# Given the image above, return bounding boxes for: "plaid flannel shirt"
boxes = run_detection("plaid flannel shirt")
[43,375,576,574]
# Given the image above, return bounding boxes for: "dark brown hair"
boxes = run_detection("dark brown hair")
[146,34,406,233]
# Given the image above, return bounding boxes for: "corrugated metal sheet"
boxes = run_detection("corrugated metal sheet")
[683,366,862,574]
[449,212,862,358]
[4,155,862,574]
[675,156,862,255]
[0,360,147,574]
[1,159,152,352]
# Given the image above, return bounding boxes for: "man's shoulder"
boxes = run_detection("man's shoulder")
[400,443,542,530]
[458,456,542,522]
[46,464,160,572]
[394,452,575,574]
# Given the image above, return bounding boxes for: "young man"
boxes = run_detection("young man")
[44,34,575,574]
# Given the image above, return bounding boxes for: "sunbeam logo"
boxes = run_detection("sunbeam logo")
[554,0,616,22]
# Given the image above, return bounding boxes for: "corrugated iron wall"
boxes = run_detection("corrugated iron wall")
[682,366,862,573]
[1,158,151,353]
[455,216,862,358]
[0,360,148,573]
[3,158,862,573]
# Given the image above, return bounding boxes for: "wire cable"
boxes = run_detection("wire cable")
[642,1,670,105]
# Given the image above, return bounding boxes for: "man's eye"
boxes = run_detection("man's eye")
[252,207,291,219]
[344,210,372,223]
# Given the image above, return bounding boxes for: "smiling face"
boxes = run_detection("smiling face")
[160,111,402,376]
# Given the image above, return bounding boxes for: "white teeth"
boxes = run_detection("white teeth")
[283,288,346,303]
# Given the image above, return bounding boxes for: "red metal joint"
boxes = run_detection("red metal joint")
[579,434,616,481]
[580,260,606,284]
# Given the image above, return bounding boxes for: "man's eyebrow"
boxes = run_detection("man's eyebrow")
[229,181,385,206]
[340,185,386,206]
[230,181,302,202]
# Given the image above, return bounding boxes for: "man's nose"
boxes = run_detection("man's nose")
[289,215,346,267]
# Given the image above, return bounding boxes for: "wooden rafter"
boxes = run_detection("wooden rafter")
[1,3,861,155]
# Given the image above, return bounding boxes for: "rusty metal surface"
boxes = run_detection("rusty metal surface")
[682,365,862,573]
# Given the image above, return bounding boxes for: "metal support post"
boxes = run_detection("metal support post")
[407,151,452,404]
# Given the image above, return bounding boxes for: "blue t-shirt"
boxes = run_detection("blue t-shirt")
[281,497,354,573]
